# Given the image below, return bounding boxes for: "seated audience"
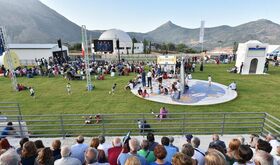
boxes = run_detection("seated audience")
[172,152,193,165]
[205,149,227,165]
[181,143,197,165]
[16,137,29,155]
[147,133,159,151]
[161,137,177,163]
[34,140,45,152]
[191,137,205,165]
[266,134,280,156]
[233,144,254,165]
[253,150,274,165]
[52,139,62,161]
[208,134,226,153]
[150,144,171,165]
[85,147,109,165]
[125,156,141,165]
[71,135,89,164]
[108,137,122,165]
[90,137,107,163]
[98,135,112,158]
[226,138,241,164]
[0,149,21,165]
[117,138,147,165]
[36,147,54,165]
[137,140,156,163]
[169,137,179,152]
[54,146,82,165]
[21,141,38,165]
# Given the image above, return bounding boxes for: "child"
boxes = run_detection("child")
[66,83,72,95]
[208,75,212,87]
[109,83,117,95]
[142,89,149,98]
[29,87,35,99]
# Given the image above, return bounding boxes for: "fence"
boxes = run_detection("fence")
[0,108,279,139]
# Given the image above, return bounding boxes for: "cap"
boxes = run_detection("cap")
[185,134,193,141]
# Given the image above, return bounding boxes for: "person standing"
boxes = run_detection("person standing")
[147,70,152,87]
[109,83,117,95]
[29,87,35,99]
[208,75,212,87]
[141,70,146,87]
[240,62,243,74]
[66,83,72,95]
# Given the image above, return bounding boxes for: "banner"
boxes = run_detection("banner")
[0,28,4,56]
[199,20,205,44]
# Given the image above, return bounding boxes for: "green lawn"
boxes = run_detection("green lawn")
[0,64,280,118]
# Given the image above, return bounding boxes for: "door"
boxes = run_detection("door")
[249,58,258,74]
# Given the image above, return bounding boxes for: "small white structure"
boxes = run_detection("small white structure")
[9,44,68,65]
[236,40,268,74]
[93,29,143,55]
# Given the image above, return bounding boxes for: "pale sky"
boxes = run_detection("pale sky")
[40,0,278,32]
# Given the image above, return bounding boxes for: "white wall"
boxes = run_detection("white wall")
[133,43,144,54]
[11,45,68,65]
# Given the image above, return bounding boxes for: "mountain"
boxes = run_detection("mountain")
[129,19,280,49]
[0,0,102,43]
[1,0,280,49]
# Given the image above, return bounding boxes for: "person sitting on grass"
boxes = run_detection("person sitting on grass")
[142,89,149,98]
[228,81,237,91]
[138,87,143,96]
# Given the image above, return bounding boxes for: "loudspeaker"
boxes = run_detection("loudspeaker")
[57,39,62,48]
[116,39,119,49]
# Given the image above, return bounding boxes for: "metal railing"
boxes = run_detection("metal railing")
[0,111,279,139]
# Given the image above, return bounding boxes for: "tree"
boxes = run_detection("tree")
[167,42,176,51]
[143,39,149,54]
[233,41,238,54]
[69,43,82,51]
[176,43,187,52]
[132,37,137,54]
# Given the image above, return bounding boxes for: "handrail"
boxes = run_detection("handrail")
[0,103,279,138]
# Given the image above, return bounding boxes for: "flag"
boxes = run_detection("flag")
[199,20,205,44]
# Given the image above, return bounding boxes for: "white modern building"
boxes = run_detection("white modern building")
[9,44,68,65]
[236,40,268,74]
[92,29,143,55]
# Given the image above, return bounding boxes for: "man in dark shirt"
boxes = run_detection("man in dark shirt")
[208,134,226,152]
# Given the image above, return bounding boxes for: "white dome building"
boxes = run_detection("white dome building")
[98,29,133,55]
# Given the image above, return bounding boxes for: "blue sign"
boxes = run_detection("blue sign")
[248,47,266,51]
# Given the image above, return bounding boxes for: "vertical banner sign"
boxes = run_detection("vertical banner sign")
[199,20,205,44]
[0,29,4,56]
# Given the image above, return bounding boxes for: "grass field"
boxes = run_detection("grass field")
[0,64,280,118]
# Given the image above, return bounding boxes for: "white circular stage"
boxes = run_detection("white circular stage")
[131,79,237,106]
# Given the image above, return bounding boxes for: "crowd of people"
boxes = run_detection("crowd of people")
[0,132,278,165]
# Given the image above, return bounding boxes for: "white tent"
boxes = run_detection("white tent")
[236,40,268,74]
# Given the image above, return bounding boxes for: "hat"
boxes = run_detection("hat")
[76,135,84,142]
[123,131,131,144]
[185,134,193,141]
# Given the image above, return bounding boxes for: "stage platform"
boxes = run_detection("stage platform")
[131,79,237,106]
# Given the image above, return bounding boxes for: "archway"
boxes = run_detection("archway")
[249,58,258,74]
